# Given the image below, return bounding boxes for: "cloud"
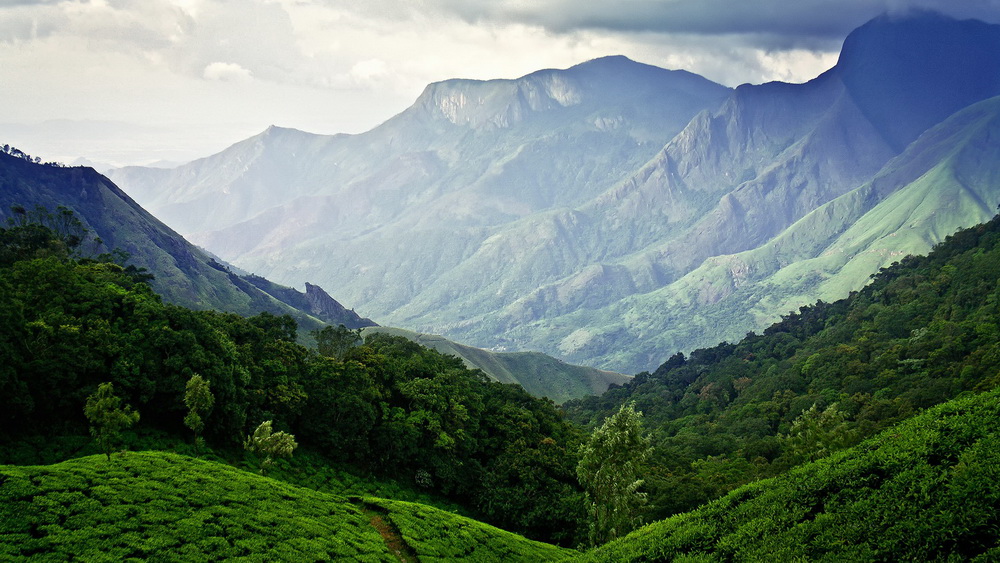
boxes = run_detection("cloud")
[0,0,61,6]
[203,61,253,82]
[4,0,1000,166]
[426,0,1000,49]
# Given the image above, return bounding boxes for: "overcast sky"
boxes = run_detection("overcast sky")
[3,0,1000,166]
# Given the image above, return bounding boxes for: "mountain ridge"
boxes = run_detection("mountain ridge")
[0,151,374,331]
[108,11,1000,374]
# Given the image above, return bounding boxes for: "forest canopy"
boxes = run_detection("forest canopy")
[0,216,587,546]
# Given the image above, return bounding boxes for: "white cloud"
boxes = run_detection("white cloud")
[2,0,1000,165]
[203,61,254,82]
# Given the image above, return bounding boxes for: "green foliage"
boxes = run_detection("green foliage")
[0,451,573,562]
[0,222,587,545]
[183,374,214,449]
[366,497,576,562]
[244,420,299,474]
[579,387,1000,561]
[777,402,857,466]
[565,213,1000,522]
[83,382,140,460]
[0,452,383,561]
[577,403,651,546]
[314,324,363,360]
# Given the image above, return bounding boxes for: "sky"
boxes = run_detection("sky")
[2,0,1000,167]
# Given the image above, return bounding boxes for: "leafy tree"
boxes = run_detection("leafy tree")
[244,420,298,474]
[313,324,363,360]
[183,374,214,450]
[83,382,140,460]
[777,402,858,467]
[577,402,651,546]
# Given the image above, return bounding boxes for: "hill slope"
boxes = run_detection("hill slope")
[365,327,629,403]
[0,153,624,403]
[526,92,1000,372]
[579,387,1000,561]
[0,451,573,561]
[563,209,1000,522]
[0,151,374,331]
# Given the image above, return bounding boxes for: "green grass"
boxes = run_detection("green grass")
[0,451,573,562]
[576,387,1000,562]
[367,498,578,562]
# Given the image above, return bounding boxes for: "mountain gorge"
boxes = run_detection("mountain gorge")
[110,11,1000,375]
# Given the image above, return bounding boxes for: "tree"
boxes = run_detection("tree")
[244,420,298,474]
[84,382,140,460]
[577,402,651,546]
[313,324,363,360]
[778,402,858,467]
[183,374,214,450]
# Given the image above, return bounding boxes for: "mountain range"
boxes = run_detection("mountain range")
[109,11,1000,375]
[0,151,373,332]
[0,150,629,402]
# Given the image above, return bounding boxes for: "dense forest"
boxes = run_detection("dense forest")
[3,207,1000,559]
[0,212,586,546]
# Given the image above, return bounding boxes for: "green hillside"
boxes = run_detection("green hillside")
[566,211,1000,522]
[5,152,1000,559]
[0,218,588,546]
[0,151,372,332]
[7,386,998,562]
[365,327,629,403]
[578,387,1000,561]
[0,451,573,562]
[500,94,1000,373]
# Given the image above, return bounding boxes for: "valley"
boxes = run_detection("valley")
[3,8,1000,562]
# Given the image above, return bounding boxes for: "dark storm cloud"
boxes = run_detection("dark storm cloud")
[433,0,1000,48]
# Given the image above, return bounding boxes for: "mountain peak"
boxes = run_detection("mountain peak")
[568,55,636,69]
[836,10,1000,150]
[411,55,727,129]
[260,124,309,137]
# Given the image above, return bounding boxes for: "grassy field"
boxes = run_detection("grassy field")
[0,451,575,562]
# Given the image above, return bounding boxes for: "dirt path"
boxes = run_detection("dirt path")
[358,501,419,563]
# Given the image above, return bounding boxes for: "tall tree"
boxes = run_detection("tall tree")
[183,374,214,450]
[313,324,363,360]
[84,382,140,460]
[577,402,651,546]
[244,420,298,474]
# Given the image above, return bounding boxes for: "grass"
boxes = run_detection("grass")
[575,387,1000,561]
[367,498,577,562]
[0,451,574,562]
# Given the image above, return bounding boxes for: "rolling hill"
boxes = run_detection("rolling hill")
[364,327,629,404]
[0,451,573,561]
[579,387,1000,561]
[5,388,997,561]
